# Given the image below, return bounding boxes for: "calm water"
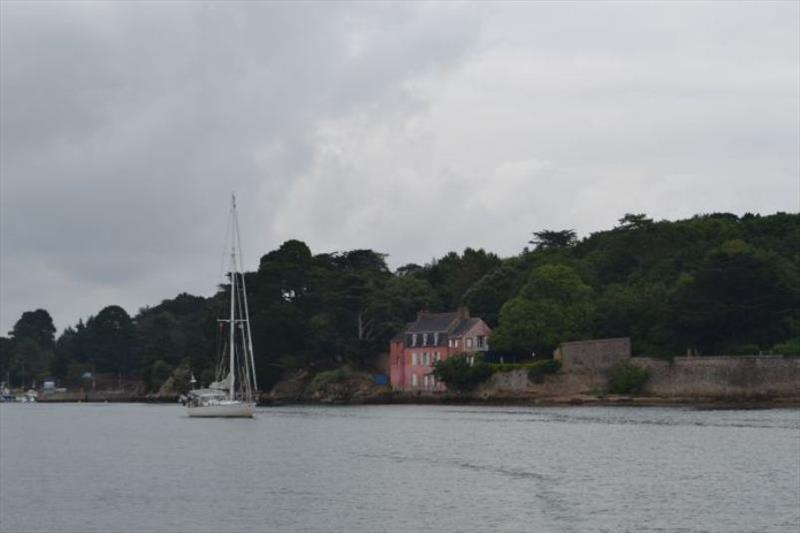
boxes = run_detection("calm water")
[1,404,798,533]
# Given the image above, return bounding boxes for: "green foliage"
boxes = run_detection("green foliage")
[529,229,577,250]
[310,367,356,389]
[432,354,493,392]
[148,360,173,391]
[671,239,800,354]
[526,359,562,383]
[607,363,649,394]
[11,309,56,351]
[491,264,595,356]
[11,212,800,391]
[462,265,522,327]
[773,338,800,356]
[486,359,561,384]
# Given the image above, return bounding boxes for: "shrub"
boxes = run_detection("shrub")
[607,362,649,394]
[148,360,173,391]
[526,359,562,383]
[432,354,493,392]
[772,338,800,357]
[310,367,355,389]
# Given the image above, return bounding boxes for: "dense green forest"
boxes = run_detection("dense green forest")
[2,212,798,391]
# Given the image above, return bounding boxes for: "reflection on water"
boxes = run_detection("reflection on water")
[1,404,798,532]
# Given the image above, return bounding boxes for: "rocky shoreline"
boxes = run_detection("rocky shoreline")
[31,359,800,409]
[33,390,800,409]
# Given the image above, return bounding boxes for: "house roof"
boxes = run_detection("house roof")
[404,312,460,333]
[449,317,482,337]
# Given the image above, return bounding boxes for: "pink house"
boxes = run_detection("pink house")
[389,307,491,392]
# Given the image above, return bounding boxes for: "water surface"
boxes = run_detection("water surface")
[1,404,798,532]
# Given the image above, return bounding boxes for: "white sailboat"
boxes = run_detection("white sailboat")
[187,195,258,418]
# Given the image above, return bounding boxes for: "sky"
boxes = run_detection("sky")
[1,1,798,334]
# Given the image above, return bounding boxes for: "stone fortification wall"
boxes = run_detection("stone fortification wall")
[476,354,800,400]
[554,338,631,373]
[634,356,800,398]
[479,369,604,398]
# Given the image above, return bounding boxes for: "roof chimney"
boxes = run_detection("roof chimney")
[456,306,470,320]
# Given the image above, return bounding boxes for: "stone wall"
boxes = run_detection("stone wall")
[634,356,800,398]
[554,337,631,373]
[478,369,605,398]
[476,354,800,400]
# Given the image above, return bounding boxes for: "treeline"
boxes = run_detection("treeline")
[1,212,798,391]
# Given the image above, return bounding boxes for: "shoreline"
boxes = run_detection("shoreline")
[30,393,800,409]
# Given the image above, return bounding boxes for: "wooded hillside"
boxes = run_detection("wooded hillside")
[2,212,798,391]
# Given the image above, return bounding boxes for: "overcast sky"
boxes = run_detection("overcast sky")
[1,1,798,334]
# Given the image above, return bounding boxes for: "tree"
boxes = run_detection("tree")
[491,265,595,356]
[616,213,653,231]
[671,240,800,353]
[462,265,522,327]
[425,248,502,309]
[86,305,137,376]
[11,309,56,351]
[11,338,53,384]
[529,229,577,250]
[0,336,13,383]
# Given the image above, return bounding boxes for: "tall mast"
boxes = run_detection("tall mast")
[233,206,258,394]
[228,194,237,401]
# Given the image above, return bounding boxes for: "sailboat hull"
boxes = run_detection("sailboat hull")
[187,401,255,418]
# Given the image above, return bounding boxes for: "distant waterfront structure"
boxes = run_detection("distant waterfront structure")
[389,307,491,391]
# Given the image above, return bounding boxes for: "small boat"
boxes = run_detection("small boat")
[187,195,258,418]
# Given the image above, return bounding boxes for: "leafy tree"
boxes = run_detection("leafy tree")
[0,336,13,383]
[462,265,522,327]
[616,213,654,231]
[11,309,56,351]
[671,240,800,353]
[424,248,502,309]
[529,229,577,250]
[11,338,53,384]
[491,265,595,356]
[85,305,138,376]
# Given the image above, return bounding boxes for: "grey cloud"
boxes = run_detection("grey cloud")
[1,1,798,333]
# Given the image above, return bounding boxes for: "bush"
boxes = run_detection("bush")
[489,362,534,373]
[607,362,649,394]
[310,367,355,389]
[772,338,800,357]
[148,360,173,392]
[526,359,561,383]
[432,354,493,392]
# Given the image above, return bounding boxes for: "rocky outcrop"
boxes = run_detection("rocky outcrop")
[266,368,391,404]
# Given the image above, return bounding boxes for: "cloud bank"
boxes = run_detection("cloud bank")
[1,1,798,332]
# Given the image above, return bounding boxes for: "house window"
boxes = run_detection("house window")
[466,337,473,348]
[412,334,418,347]
[477,336,485,348]
[412,352,418,365]
[434,352,441,362]
[411,373,418,387]
[434,332,439,345]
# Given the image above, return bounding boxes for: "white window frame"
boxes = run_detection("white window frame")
[466,337,473,348]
